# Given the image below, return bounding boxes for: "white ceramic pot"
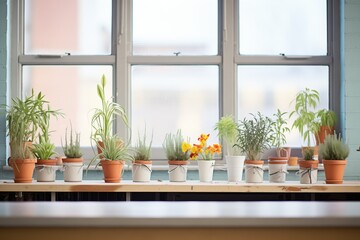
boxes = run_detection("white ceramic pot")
[168,161,188,182]
[132,161,152,182]
[226,156,245,182]
[63,162,83,182]
[35,165,58,182]
[299,167,318,184]
[197,160,215,182]
[268,159,288,183]
[244,160,264,183]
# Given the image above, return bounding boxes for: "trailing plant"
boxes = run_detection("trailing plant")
[234,112,274,160]
[302,147,314,161]
[163,129,190,161]
[133,128,153,161]
[91,74,128,145]
[62,127,83,158]
[271,109,290,156]
[318,133,349,160]
[214,115,241,156]
[290,88,320,147]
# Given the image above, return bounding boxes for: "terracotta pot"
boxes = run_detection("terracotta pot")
[62,158,83,163]
[36,159,58,166]
[316,126,335,145]
[288,156,299,166]
[276,147,291,159]
[10,158,37,183]
[100,159,124,183]
[323,159,347,184]
[168,160,189,165]
[298,159,319,184]
[244,160,264,183]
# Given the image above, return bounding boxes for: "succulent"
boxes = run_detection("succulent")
[318,133,349,160]
[62,127,83,158]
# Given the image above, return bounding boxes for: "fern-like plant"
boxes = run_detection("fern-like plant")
[62,127,83,159]
[163,129,190,161]
[318,133,349,160]
[214,115,240,156]
[235,112,274,160]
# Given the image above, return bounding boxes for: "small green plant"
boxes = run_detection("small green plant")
[302,147,314,160]
[133,128,153,161]
[214,115,240,156]
[163,129,190,161]
[32,141,56,160]
[290,88,320,146]
[318,133,349,160]
[62,127,83,158]
[99,135,133,163]
[271,109,290,156]
[235,112,274,160]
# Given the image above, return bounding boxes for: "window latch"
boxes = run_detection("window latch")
[37,52,71,58]
[174,52,181,56]
[279,53,312,59]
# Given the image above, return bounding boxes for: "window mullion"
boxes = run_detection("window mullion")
[128,56,221,65]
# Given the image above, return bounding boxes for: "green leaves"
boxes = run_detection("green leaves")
[163,129,189,161]
[214,115,239,155]
[319,133,349,160]
[271,109,290,149]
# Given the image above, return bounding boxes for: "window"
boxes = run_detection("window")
[10,0,340,161]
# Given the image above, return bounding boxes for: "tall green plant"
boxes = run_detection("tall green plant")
[163,129,190,161]
[214,115,240,156]
[271,109,290,155]
[235,112,274,160]
[133,128,153,161]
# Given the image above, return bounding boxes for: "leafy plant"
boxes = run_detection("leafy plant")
[133,128,153,161]
[62,127,83,158]
[302,147,314,160]
[271,109,290,156]
[214,115,240,156]
[32,141,56,160]
[91,74,128,145]
[98,135,133,163]
[318,133,349,160]
[234,112,274,160]
[316,109,337,127]
[290,88,320,146]
[163,129,190,161]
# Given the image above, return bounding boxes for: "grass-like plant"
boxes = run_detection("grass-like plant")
[99,135,133,163]
[133,128,153,161]
[271,109,290,156]
[214,115,240,156]
[318,133,349,160]
[235,112,274,160]
[62,127,83,158]
[163,129,190,161]
[302,147,314,161]
[32,141,56,160]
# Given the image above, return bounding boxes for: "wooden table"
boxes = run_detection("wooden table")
[1,180,359,201]
[1,201,360,240]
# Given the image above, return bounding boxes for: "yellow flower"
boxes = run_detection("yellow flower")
[182,142,191,153]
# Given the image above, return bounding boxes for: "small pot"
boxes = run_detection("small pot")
[62,158,84,182]
[197,160,215,182]
[323,159,347,184]
[298,159,319,184]
[244,160,264,183]
[101,159,124,183]
[168,160,188,182]
[10,158,37,183]
[132,160,152,182]
[35,159,59,182]
[226,155,245,182]
[268,157,288,183]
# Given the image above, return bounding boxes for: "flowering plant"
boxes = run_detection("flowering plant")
[182,133,221,160]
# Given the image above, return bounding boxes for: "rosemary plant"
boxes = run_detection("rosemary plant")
[318,133,349,160]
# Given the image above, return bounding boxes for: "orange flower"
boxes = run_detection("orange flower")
[181,133,221,160]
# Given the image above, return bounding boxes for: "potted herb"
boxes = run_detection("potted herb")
[234,112,273,183]
[91,74,128,157]
[62,127,84,182]
[315,109,337,145]
[132,128,153,182]
[163,129,190,182]
[319,133,349,184]
[215,115,245,182]
[298,147,319,184]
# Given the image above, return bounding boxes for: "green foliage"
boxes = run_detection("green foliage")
[99,135,133,163]
[316,109,337,127]
[235,112,274,160]
[318,133,349,160]
[271,109,290,150]
[302,147,314,160]
[32,141,56,160]
[163,129,190,160]
[133,128,153,161]
[62,127,83,158]
[214,115,240,156]
[290,88,320,146]
[91,74,128,144]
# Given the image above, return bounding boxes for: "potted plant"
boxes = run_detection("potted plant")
[132,128,153,182]
[62,127,84,182]
[315,109,337,145]
[96,135,133,183]
[182,133,222,182]
[298,147,319,184]
[319,133,349,184]
[268,109,290,183]
[215,115,245,182]
[289,88,320,158]
[6,90,59,183]
[234,112,273,183]
[91,74,128,157]
[163,129,190,182]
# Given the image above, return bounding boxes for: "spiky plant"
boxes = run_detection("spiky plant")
[133,128,153,161]
[318,133,349,160]
[214,115,240,156]
[32,141,56,160]
[62,127,83,158]
[100,135,133,163]
[163,129,190,161]
[302,147,314,160]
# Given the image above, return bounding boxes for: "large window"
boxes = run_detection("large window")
[10,0,340,161]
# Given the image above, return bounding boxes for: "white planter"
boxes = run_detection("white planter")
[299,167,318,184]
[168,162,188,182]
[132,161,152,182]
[244,161,264,183]
[268,159,288,183]
[197,160,215,182]
[226,156,245,182]
[35,165,59,182]
[63,162,83,182]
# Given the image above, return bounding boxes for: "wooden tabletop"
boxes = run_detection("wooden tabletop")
[1,180,359,193]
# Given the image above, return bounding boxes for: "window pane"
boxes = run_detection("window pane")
[23,66,113,147]
[239,0,327,55]
[133,0,218,56]
[25,0,112,55]
[237,66,329,147]
[132,66,219,149]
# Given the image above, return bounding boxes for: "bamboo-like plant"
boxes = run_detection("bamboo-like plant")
[318,133,349,160]
[214,115,240,156]
[62,127,83,159]
[271,109,290,156]
[317,109,337,127]
[163,129,190,161]
[234,112,274,160]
